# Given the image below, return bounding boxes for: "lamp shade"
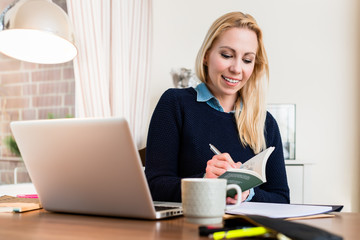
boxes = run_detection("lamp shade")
[0,0,77,64]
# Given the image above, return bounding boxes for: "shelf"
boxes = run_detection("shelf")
[285,160,314,165]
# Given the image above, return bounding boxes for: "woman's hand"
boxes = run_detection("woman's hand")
[204,153,237,178]
[205,153,248,202]
[204,153,242,178]
[226,190,250,204]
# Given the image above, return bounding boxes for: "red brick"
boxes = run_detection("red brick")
[0,53,77,161]
[64,61,74,68]
[1,72,29,84]
[2,85,22,97]
[39,108,70,119]
[22,61,39,70]
[64,68,75,79]
[32,96,62,107]
[16,171,31,183]
[65,94,75,105]
[0,59,21,71]
[0,171,14,184]
[0,121,11,135]
[69,81,75,93]
[0,60,21,71]
[22,109,36,120]
[3,97,30,109]
[23,84,38,95]
[39,82,69,94]
[32,69,62,82]
[2,110,20,121]
[38,63,60,69]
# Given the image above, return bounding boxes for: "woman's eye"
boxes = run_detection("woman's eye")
[243,59,253,64]
[221,53,232,59]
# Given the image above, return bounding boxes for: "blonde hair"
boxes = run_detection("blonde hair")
[195,12,269,154]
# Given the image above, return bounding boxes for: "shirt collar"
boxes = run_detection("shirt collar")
[195,82,213,102]
[194,83,226,112]
[194,83,240,113]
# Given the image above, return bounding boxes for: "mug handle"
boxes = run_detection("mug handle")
[224,184,242,211]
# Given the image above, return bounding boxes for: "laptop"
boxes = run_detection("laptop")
[10,117,182,219]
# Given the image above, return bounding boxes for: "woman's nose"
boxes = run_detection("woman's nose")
[229,59,242,74]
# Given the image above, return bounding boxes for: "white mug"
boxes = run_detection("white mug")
[181,178,242,224]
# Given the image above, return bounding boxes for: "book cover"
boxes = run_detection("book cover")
[220,170,264,192]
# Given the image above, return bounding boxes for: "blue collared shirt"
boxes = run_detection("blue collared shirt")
[194,83,255,202]
[195,82,226,112]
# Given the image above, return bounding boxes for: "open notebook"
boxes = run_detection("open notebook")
[10,117,182,219]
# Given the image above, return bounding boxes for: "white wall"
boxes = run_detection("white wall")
[150,0,360,212]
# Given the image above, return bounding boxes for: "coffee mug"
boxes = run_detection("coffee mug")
[181,178,242,224]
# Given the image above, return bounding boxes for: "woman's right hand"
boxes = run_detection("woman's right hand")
[204,153,241,178]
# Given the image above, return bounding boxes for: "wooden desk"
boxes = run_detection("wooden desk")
[0,210,358,239]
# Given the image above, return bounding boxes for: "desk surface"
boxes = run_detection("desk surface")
[0,210,358,240]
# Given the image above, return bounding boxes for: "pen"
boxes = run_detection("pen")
[209,144,238,170]
[209,226,268,240]
[209,144,221,155]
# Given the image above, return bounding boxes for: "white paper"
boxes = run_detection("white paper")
[0,183,37,197]
[226,202,333,218]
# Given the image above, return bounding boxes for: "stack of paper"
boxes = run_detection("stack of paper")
[226,202,333,219]
[0,195,42,213]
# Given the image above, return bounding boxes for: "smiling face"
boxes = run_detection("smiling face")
[204,27,258,105]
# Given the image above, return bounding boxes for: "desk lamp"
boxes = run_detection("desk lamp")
[0,0,77,64]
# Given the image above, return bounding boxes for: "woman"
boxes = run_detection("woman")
[145,12,290,204]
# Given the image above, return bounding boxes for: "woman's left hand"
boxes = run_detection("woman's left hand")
[226,190,250,204]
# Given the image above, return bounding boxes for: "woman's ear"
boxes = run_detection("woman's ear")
[203,52,209,66]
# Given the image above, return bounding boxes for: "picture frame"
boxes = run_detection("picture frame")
[267,104,296,160]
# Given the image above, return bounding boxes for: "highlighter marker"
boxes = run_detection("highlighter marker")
[16,194,39,198]
[210,226,268,240]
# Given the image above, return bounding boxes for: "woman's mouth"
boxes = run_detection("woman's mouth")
[222,75,240,84]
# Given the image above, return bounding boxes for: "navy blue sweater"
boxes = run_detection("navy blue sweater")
[145,88,290,203]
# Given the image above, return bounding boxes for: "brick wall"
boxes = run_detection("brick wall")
[0,53,75,184]
[0,0,74,184]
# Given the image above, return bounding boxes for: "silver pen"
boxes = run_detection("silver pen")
[209,144,221,155]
